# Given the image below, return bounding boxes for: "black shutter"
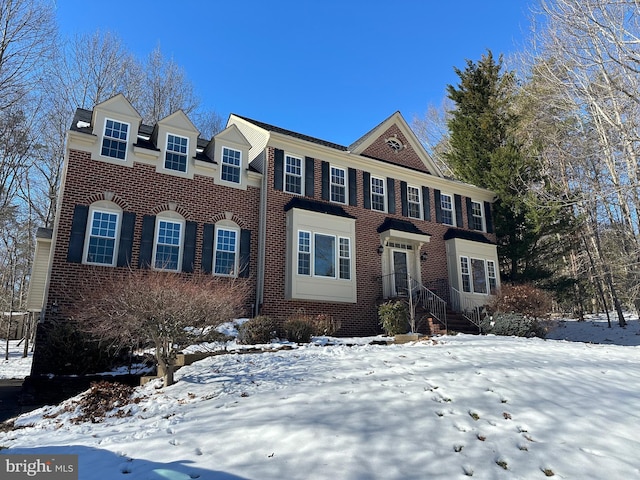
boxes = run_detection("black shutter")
[400,181,408,217]
[138,215,156,268]
[484,201,494,234]
[434,189,442,223]
[455,194,463,228]
[182,221,197,273]
[67,205,89,263]
[363,172,371,209]
[274,148,284,191]
[387,177,396,214]
[116,212,136,267]
[305,157,315,197]
[422,187,431,221]
[348,168,357,206]
[466,197,474,230]
[321,161,329,201]
[201,223,215,274]
[239,229,251,278]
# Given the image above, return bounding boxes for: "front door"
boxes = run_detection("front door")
[392,250,409,296]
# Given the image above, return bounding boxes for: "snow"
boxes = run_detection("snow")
[2,315,640,479]
[0,340,33,379]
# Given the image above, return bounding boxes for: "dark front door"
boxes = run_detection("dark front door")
[392,250,409,296]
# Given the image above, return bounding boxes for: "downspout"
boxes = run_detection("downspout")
[254,149,269,317]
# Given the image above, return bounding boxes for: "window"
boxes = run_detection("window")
[460,256,496,295]
[285,155,303,194]
[101,119,128,160]
[298,231,311,275]
[407,186,421,219]
[165,134,188,172]
[154,220,182,271]
[214,227,238,276]
[339,237,351,280]
[371,177,386,212]
[221,147,241,184]
[441,193,454,226]
[488,260,497,294]
[297,231,352,280]
[86,210,119,265]
[330,166,346,204]
[471,201,484,231]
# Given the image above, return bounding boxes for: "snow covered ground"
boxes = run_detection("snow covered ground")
[0,340,33,379]
[1,316,640,479]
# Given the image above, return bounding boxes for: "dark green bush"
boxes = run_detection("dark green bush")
[378,301,409,335]
[237,316,278,344]
[480,312,548,338]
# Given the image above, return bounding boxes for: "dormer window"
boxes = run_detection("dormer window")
[101,118,129,160]
[165,134,188,172]
[221,147,242,184]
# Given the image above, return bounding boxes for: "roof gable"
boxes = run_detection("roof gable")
[349,112,443,177]
[156,110,199,136]
[91,93,141,127]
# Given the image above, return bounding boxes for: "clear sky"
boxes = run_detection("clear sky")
[55,0,532,145]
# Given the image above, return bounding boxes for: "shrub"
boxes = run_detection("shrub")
[490,284,553,320]
[480,312,547,338]
[237,316,278,344]
[309,313,341,336]
[282,318,315,343]
[378,301,409,335]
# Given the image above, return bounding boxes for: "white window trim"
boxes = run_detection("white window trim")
[83,205,122,267]
[441,193,455,226]
[164,132,189,173]
[471,200,485,231]
[338,236,351,280]
[460,255,495,295]
[213,225,240,277]
[284,154,304,195]
[296,230,352,281]
[330,166,347,204]
[371,176,386,212]
[220,146,242,185]
[407,185,422,220]
[152,216,184,272]
[297,230,311,275]
[101,117,130,162]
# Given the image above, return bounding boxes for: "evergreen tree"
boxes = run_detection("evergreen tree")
[445,51,564,283]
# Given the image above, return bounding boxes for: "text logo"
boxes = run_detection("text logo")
[1,455,78,480]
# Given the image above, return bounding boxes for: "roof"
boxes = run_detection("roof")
[284,197,355,219]
[233,115,349,152]
[377,217,429,236]
[36,227,53,240]
[443,228,494,244]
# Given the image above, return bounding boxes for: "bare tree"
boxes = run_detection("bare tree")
[73,270,251,387]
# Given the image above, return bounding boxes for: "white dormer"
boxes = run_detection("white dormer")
[152,110,200,179]
[91,94,142,168]
[207,124,253,190]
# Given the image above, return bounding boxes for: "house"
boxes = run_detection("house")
[28,94,499,376]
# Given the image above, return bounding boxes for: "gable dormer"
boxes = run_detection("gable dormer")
[349,112,443,177]
[91,94,142,168]
[152,110,200,179]
[207,124,253,190]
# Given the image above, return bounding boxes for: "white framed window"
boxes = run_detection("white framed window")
[101,118,129,160]
[214,227,239,276]
[407,185,421,219]
[330,166,346,204]
[297,231,311,275]
[153,219,183,271]
[470,201,484,231]
[84,209,120,266]
[285,155,303,195]
[441,193,454,226]
[460,256,496,295]
[221,147,242,184]
[165,133,188,172]
[371,176,386,212]
[297,230,352,280]
[339,237,351,280]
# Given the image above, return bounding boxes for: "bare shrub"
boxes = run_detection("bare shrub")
[73,269,250,387]
[309,313,341,336]
[237,316,278,345]
[490,284,553,320]
[282,318,314,343]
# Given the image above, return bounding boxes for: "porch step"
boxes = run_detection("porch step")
[446,311,482,334]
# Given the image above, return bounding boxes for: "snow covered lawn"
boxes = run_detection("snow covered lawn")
[2,325,640,479]
[0,340,33,380]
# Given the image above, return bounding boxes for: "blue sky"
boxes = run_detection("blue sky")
[55,1,532,145]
